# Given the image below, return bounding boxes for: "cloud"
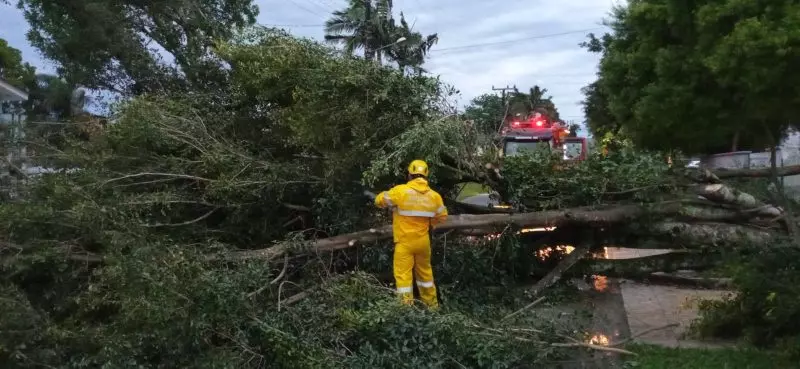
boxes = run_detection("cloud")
[402,0,611,125]
[1,0,613,129]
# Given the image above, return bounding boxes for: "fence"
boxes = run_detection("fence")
[701,131,800,196]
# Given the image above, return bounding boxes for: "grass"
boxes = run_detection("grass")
[622,343,789,369]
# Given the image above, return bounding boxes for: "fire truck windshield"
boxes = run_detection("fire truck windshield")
[504,140,552,157]
[563,141,584,160]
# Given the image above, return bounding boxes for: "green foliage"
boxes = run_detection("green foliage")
[25,74,74,119]
[511,86,560,122]
[463,93,505,135]
[500,147,674,210]
[0,251,571,368]
[0,30,593,368]
[0,28,467,256]
[580,80,617,138]
[362,115,485,190]
[0,38,37,121]
[17,0,258,95]
[691,240,800,356]
[587,0,800,154]
[463,85,563,136]
[0,38,35,88]
[324,0,438,74]
[1,38,76,128]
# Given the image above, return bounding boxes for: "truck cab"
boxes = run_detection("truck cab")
[452,113,587,215]
[499,114,587,162]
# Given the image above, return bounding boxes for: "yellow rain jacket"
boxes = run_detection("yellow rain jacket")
[375,177,448,308]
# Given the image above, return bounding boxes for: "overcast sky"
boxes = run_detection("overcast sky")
[0,0,615,126]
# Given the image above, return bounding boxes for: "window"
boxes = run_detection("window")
[563,141,584,160]
[504,140,552,157]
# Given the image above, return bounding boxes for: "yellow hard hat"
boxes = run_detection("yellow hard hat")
[407,159,429,177]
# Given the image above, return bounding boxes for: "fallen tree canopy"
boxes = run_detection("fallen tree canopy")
[1,29,796,368]
[228,180,785,262]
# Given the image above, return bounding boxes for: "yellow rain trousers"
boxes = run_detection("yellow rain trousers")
[375,178,448,308]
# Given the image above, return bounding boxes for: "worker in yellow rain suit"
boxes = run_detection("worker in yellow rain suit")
[374,160,448,308]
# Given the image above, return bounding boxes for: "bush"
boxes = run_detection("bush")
[691,239,800,356]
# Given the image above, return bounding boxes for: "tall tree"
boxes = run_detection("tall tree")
[580,80,617,138]
[506,85,560,120]
[25,74,74,120]
[16,0,258,96]
[1,39,82,121]
[586,0,800,154]
[463,93,505,135]
[463,85,562,136]
[324,0,437,73]
[324,0,388,61]
[0,38,35,89]
[383,13,438,74]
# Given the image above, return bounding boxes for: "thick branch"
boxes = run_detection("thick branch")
[223,202,781,262]
[692,184,782,218]
[529,243,592,296]
[648,221,774,245]
[711,164,800,179]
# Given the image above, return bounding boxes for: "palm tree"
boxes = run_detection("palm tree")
[324,0,437,72]
[324,0,394,62]
[383,13,438,74]
[528,85,560,120]
[529,86,548,108]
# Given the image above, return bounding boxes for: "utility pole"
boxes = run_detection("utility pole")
[492,85,517,133]
[492,85,516,106]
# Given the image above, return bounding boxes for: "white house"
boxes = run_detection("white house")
[1,77,30,191]
[0,77,29,120]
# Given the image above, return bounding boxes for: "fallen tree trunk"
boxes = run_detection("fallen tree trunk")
[225,201,782,262]
[692,184,782,218]
[713,164,800,179]
[219,171,789,262]
[647,221,774,245]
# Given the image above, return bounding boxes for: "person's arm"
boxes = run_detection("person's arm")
[431,194,448,227]
[374,186,399,209]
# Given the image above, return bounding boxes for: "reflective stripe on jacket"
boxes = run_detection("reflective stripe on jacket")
[375,178,448,243]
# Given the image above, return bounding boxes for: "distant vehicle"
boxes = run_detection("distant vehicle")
[453,111,588,216]
[498,112,587,161]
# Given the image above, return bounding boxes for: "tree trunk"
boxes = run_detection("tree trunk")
[363,0,376,61]
[711,164,800,179]
[223,204,779,262]
[217,166,797,262]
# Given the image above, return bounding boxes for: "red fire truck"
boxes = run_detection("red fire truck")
[499,112,587,161]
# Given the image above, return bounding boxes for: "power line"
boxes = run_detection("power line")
[304,0,335,13]
[288,0,326,17]
[429,27,605,53]
[316,0,343,9]
[542,72,597,77]
[262,23,325,28]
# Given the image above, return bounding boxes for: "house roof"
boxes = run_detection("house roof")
[0,78,29,102]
